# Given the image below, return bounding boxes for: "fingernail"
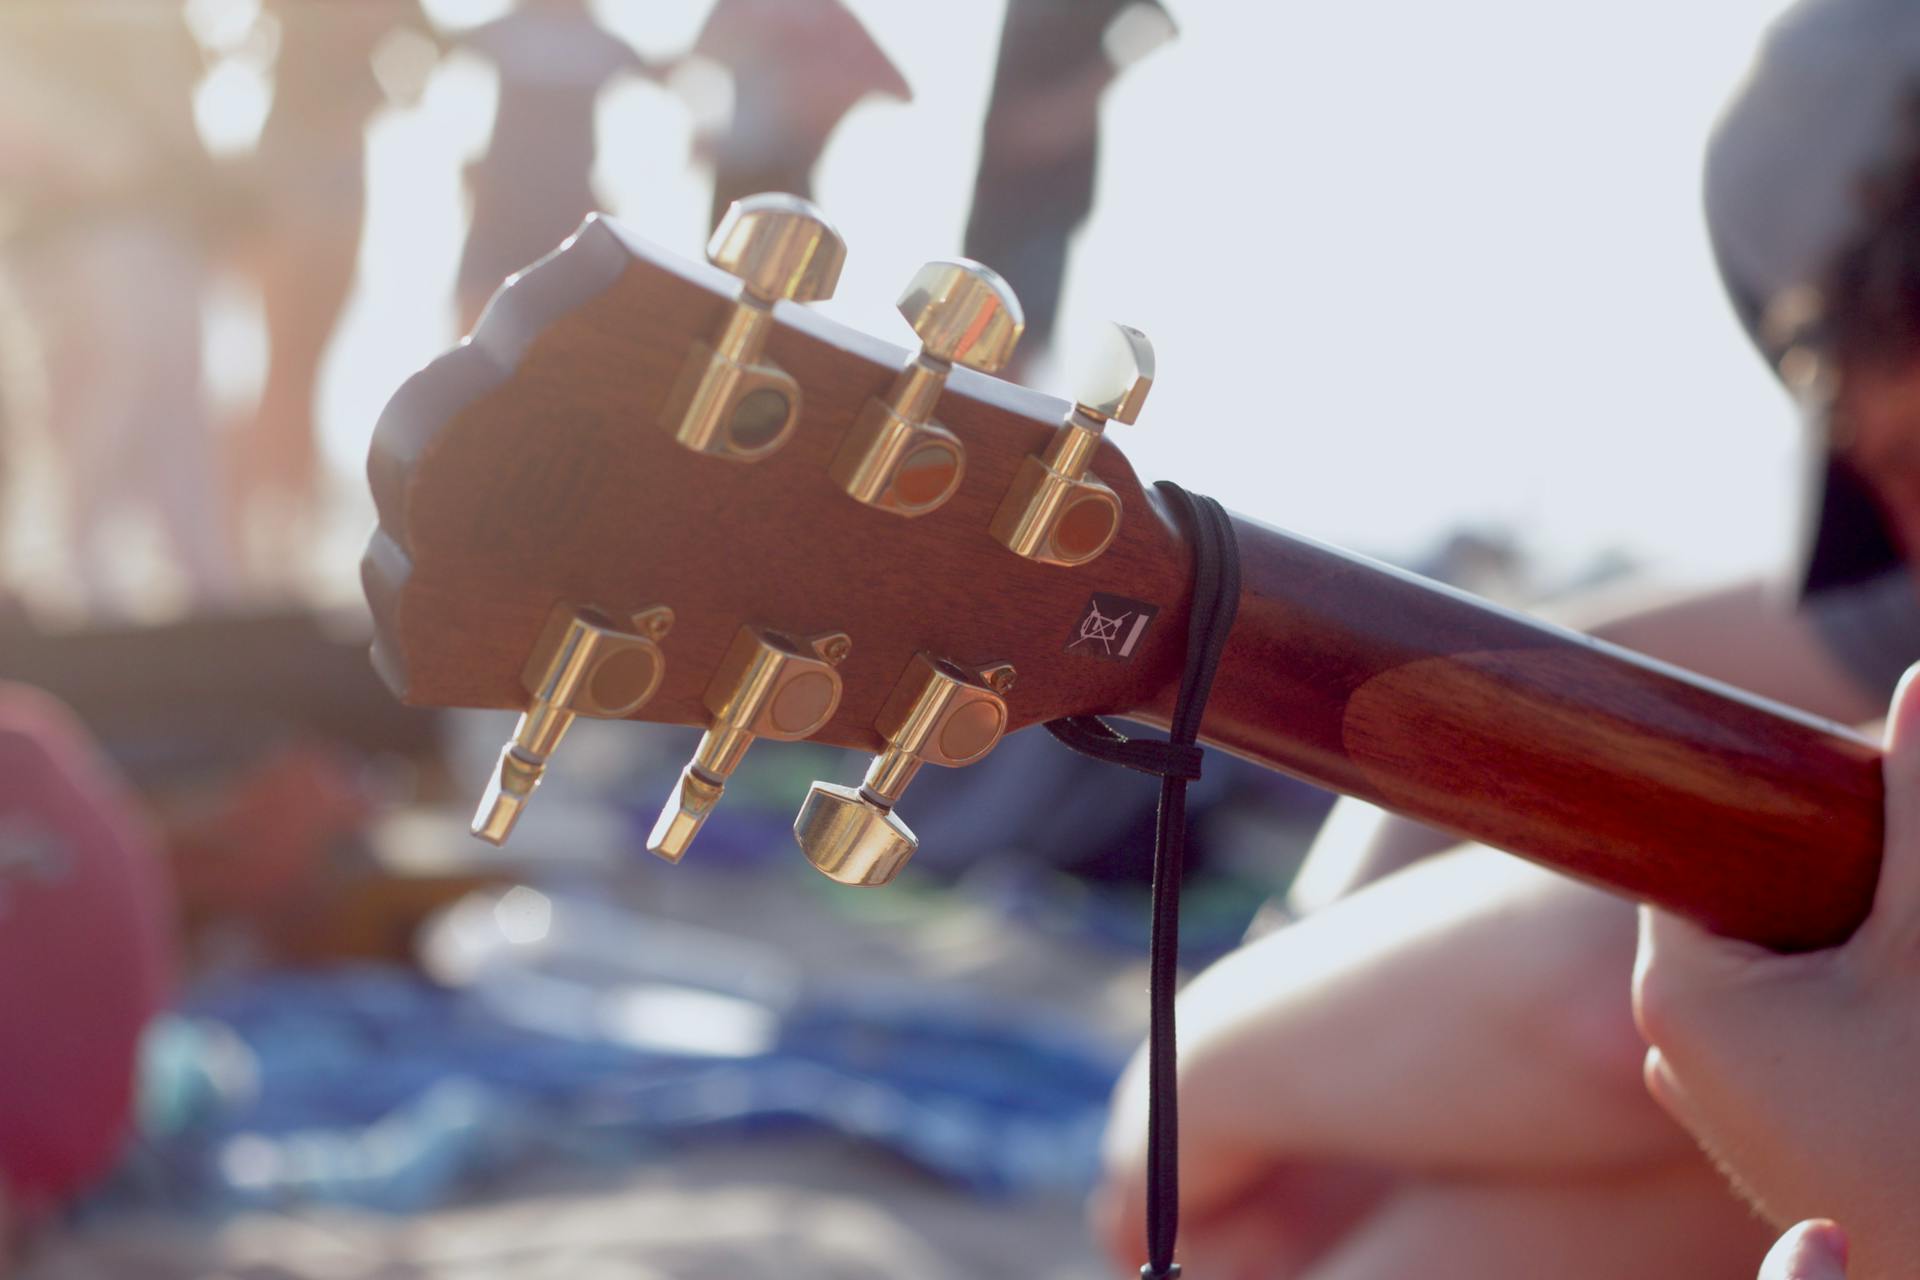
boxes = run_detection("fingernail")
[1782,1219,1848,1279]
[1891,664,1920,749]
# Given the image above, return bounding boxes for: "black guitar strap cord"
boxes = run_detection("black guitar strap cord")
[1046,481,1241,1280]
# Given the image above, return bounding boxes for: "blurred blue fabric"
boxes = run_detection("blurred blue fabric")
[111,959,1124,1215]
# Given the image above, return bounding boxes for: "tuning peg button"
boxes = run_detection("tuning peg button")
[828,260,1024,517]
[707,194,846,306]
[989,323,1152,567]
[661,193,846,462]
[473,604,673,845]
[646,626,849,863]
[794,654,1013,885]
[791,784,916,886]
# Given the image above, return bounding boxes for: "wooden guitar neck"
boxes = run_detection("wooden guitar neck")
[1132,507,1884,952]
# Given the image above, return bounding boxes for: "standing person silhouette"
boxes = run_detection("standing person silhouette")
[0,6,236,612]
[689,0,908,226]
[455,0,646,333]
[963,0,1173,380]
[232,2,436,584]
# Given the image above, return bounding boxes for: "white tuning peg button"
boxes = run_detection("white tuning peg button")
[990,322,1152,567]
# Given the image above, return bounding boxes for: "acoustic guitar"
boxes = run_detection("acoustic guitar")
[363,194,1882,955]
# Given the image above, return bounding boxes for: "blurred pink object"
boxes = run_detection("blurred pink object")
[0,684,173,1210]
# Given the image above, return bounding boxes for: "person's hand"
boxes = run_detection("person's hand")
[1758,1221,1849,1280]
[1635,668,1920,1280]
[1095,848,1769,1277]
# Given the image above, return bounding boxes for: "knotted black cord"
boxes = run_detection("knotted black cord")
[1046,481,1240,1279]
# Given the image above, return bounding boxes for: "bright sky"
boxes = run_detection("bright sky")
[287,0,1803,599]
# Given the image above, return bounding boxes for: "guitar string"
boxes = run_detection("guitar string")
[1046,480,1241,1279]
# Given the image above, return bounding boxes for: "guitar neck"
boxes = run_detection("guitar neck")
[1135,510,1884,951]
[356,208,1884,936]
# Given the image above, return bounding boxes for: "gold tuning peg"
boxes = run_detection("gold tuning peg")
[473,604,673,845]
[647,626,850,863]
[793,654,1015,886]
[828,259,1024,517]
[989,322,1153,567]
[661,193,846,462]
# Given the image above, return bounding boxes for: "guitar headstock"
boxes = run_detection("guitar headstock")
[363,195,1195,883]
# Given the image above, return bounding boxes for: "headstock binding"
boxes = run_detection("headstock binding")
[364,214,1194,754]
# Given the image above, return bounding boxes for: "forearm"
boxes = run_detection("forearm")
[1181,848,1676,1174]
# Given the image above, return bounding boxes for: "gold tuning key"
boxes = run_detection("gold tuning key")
[989,322,1153,566]
[472,604,673,845]
[660,193,846,462]
[646,626,850,863]
[793,654,1015,886]
[828,260,1023,517]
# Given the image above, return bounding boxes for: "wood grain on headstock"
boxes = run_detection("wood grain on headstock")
[365,215,1193,755]
[367,212,1884,952]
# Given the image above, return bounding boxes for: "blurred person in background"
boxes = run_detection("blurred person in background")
[454,0,646,333]
[692,0,909,226]
[1097,0,1920,1275]
[0,6,237,615]
[963,0,1173,380]
[229,1,437,582]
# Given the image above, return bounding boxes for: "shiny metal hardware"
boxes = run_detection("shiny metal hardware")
[990,322,1152,566]
[660,193,846,461]
[827,259,1023,517]
[472,604,673,845]
[793,654,1015,885]
[647,626,850,863]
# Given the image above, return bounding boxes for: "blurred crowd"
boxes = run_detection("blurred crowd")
[0,0,1173,623]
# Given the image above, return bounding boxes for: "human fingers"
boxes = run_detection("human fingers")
[1631,913,1840,1191]
[1861,661,1920,951]
[1631,901,1782,1073]
[1757,1220,1848,1280]
[1628,666,1920,1101]
[1630,663,1920,1051]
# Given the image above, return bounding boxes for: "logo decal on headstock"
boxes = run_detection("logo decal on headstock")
[1066,592,1159,661]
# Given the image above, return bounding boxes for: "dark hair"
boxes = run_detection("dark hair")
[1825,91,1920,372]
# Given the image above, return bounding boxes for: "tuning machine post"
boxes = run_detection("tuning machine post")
[660,193,845,462]
[828,260,1023,517]
[472,604,673,845]
[793,654,1014,886]
[990,322,1152,566]
[646,626,850,863]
